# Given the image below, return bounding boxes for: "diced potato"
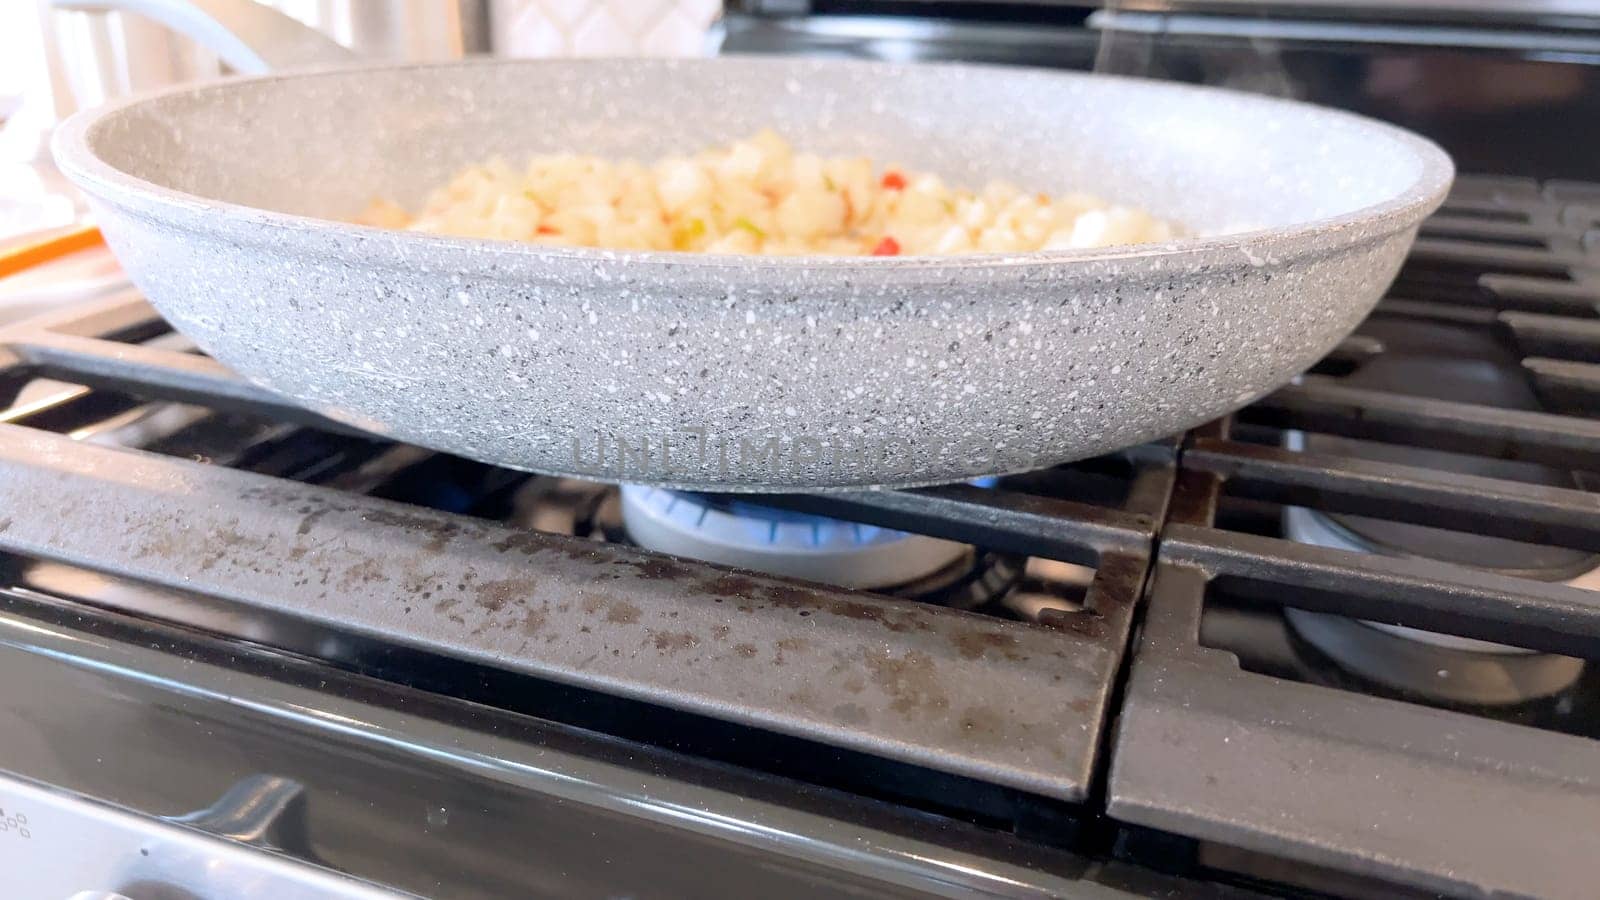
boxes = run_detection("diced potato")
[1069,208,1165,249]
[706,229,760,254]
[932,224,973,254]
[977,225,1022,252]
[776,189,847,240]
[894,186,950,226]
[655,158,713,215]
[381,133,1180,255]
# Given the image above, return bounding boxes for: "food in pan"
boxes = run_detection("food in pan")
[357,130,1179,256]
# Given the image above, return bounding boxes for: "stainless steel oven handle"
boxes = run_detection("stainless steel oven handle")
[1,769,401,899]
[167,774,317,858]
[50,0,357,74]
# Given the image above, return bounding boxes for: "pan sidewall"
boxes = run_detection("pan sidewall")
[87,199,1411,490]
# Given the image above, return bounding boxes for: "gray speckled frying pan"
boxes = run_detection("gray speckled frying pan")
[51,0,1452,491]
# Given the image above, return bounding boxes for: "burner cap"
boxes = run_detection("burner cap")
[1285,607,1586,706]
[620,486,969,589]
[1294,353,1599,574]
[1281,318,1594,700]
[1283,505,1588,704]
[1295,429,1600,576]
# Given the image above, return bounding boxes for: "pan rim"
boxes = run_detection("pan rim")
[53,55,1454,272]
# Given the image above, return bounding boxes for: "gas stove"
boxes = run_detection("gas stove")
[1,172,1597,899]
[3,4,1600,895]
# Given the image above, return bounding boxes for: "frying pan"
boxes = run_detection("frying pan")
[50,0,1453,491]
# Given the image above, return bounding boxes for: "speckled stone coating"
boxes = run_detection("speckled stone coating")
[53,57,1451,490]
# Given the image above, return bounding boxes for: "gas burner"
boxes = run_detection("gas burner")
[1283,504,1590,706]
[506,480,1025,608]
[619,485,1027,607]
[1280,319,1588,705]
[620,485,968,589]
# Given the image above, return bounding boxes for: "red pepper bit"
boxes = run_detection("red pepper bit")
[881,171,907,190]
[872,236,901,256]
[536,224,560,235]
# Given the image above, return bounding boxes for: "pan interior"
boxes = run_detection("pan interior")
[80,57,1436,240]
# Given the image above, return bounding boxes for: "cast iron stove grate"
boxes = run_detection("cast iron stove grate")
[1108,175,1600,900]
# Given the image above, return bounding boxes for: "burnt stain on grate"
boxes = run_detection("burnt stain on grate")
[474,577,533,614]
[1042,610,1107,641]
[622,557,693,581]
[700,573,763,598]
[603,600,642,624]
[337,558,384,590]
[648,631,699,653]
[1089,553,1146,608]
[950,631,1024,662]
[360,509,467,554]
[863,649,947,716]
